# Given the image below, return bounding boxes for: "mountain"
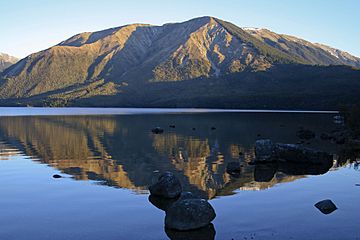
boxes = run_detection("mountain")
[243,28,360,67]
[0,52,18,72]
[1,16,360,109]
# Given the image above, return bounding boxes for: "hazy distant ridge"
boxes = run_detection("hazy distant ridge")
[0,53,18,72]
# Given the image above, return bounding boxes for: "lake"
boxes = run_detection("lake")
[0,108,358,240]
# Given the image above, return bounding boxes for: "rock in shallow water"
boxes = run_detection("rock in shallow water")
[52,174,62,178]
[274,143,332,164]
[149,192,194,211]
[152,127,164,134]
[165,198,216,231]
[149,172,182,199]
[314,199,337,214]
[255,139,275,162]
[254,139,332,164]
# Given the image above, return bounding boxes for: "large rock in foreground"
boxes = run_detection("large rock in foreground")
[165,198,216,231]
[255,139,333,164]
[149,172,182,199]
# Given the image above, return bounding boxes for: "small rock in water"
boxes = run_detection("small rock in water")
[152,127,164,134]
[169,125,176,128]
[211,127,216,130]
[314,199,337,214]
[192,128,196,131]
[149,172,182,199]
[53,174,62,179]
[165,198,216,230]
[355,184,360,187]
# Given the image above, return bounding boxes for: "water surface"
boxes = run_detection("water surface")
[0,108,358,240]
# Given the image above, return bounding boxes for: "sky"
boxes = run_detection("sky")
[1,0,359,58]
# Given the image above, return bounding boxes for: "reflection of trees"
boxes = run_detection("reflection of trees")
[0,116,336,199]
[0,116,116,161]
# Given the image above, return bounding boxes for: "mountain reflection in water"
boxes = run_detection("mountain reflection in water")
[0,113,342,199]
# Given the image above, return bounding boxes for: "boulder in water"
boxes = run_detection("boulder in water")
[149,172,182,199]
[254,139,333,164]
[165,198,216,230]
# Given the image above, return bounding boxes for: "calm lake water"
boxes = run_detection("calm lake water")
[0,108,358,240]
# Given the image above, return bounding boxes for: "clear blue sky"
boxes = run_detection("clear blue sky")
[1,0,359,58]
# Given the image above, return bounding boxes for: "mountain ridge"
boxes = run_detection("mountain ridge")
[0,52,18,72]
[1,16,360,109]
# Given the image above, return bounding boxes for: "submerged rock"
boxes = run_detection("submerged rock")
[152,127,164,134]
[149,172,182,199]
[314,199,337,214]
[169,125,176,128]
[165,198,216,230]
[52,174,62,179]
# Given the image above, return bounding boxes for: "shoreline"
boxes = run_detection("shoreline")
[0,107,339,117]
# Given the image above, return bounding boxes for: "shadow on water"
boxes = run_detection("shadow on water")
[254,160,333,182]
[165,223,216,240]
[0,112,351,199]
